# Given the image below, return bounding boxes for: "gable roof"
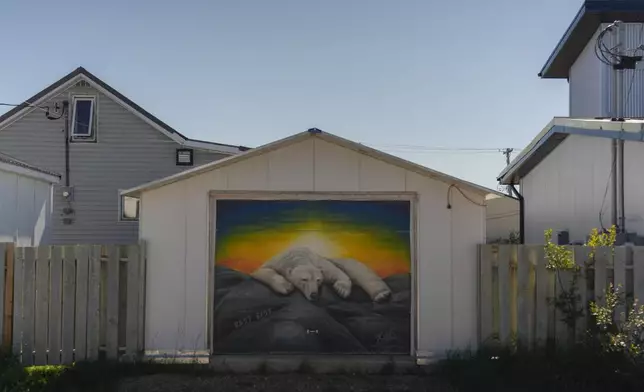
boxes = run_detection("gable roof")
[0,67,250,155]
[540,0,644,79]
[122,128,507,198]
[498,117,644,185]
[0,151,60,183]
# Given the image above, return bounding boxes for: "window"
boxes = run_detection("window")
[71,96,96,141]
[121,195,140,221]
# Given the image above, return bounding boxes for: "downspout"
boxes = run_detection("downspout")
[63,100,70,186]
[509,184,524,244]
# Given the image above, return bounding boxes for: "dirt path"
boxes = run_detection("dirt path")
[116,374,455,392]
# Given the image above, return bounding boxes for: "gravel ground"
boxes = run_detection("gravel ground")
[116,374,456,392]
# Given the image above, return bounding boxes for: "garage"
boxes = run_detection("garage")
[122,128,490,360]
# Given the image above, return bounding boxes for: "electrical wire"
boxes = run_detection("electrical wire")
[447,184,487,208]
[599,149,617,231]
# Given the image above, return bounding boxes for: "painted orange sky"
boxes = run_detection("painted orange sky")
[214,200,411,278]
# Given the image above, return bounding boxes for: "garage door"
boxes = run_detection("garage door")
[212,198,412,354]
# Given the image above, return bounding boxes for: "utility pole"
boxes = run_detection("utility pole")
[501,148,514,196]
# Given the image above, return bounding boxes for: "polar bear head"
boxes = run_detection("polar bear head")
[285,264,324,301]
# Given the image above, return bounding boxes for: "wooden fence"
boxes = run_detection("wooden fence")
[0,243,146,365]
[478,244,644,348]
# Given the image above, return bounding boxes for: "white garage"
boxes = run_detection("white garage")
[122,129,492,361]
[0,152,59,246]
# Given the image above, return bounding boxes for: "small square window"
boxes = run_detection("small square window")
[121,195,140,221]
[71,96,96,141]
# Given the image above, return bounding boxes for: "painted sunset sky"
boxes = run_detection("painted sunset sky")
[214,200,411,277]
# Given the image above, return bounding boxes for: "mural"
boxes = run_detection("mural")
[213,199,411,354]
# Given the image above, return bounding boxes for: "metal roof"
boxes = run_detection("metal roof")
[122,128,507,198]
[498,117,644,184]
[540,0,644,79]
[0,67,250,154]
[0,151,60,181]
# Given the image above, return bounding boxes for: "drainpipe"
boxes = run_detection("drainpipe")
[63,100,70,186]
[509,184,524,244]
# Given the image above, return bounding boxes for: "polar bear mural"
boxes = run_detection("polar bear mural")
[213,199,411,354]
[251,247,392,303]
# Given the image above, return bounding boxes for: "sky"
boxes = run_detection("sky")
[0,0,581,190]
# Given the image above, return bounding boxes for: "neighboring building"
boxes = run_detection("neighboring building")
[0,152,60,246]
[122,128,498,361]
[485,193,519,243]
[498,1,644,244]
[0,67,247,244]
[498,117,644,244]
[540,0,644,118]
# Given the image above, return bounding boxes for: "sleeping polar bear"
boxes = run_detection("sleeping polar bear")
[251,247,392,303]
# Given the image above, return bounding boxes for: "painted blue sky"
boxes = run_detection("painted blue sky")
[0,0,581,189]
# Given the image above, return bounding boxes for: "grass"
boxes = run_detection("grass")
[3,346,644,391]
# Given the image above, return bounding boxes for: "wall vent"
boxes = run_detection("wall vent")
[176,148,194,166]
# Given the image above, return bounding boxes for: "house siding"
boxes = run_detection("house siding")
[522,134,613,244]
[569,23,644,118]
[569,28,602,117]
[0,83,227,244]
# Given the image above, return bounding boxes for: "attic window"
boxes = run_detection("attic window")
[71,96,96,141]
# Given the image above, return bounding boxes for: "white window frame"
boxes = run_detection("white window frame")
[70,95,97,141]
[119,193,140,221]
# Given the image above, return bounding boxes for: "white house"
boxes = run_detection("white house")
[498,117,644,244]
[122,128,499,362]
[0,152,60,246]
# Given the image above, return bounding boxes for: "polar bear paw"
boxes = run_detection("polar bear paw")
[333,280,352,298]
[373,289,392,303]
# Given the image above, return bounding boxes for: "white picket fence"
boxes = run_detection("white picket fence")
[478,244,644,347]
[0,243,146,365]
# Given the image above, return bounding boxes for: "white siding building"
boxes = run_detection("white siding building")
[123,129,496,362]
[498,118,644,244]
[0,152,59,246]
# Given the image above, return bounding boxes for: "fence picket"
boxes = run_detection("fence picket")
[534,246,550,345]
[61,246,76,364]
[517,246,536,347]
[12,248,24,360]
[22,247,36,365]
[634,248,644,308]
[0,244,6,343]
[34,247,49,365]
[105,245,119,359]
[86,246,101,361]
[479,245,495,343]
[3,244,14,350]
[126,245,140,358]
[75,246,89,362]
[498,246,511,343]
[595,247,609,304]
[48,247,63,365]
[614,246,628,325]
[137,241,146,352]
[575,247,591,342]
